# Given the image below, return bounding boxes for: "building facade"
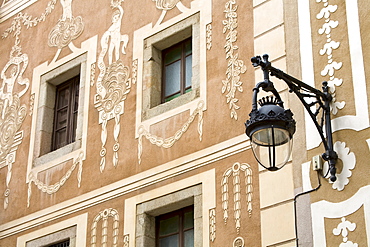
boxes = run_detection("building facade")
[0,0,369,246]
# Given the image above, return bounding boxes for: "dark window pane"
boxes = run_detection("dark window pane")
[183,210,194,229]
[184,229,194,247]
[164,46,182,64]
[162,38,192,103]
[57,88,70,108]
[164,61,181,97]
[184,40,192,56]
[185,55,192,89]
[159,215,179,236]
[159,234,179,247]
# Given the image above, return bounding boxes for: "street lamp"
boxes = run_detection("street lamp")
[245,54,338,182]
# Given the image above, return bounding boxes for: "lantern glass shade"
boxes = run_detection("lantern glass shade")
[250,126,293,171]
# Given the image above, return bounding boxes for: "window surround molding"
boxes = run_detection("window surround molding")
[16,213,88,247]
[27,36,97,181]
[124,169,216,247]
[133,0,212,137]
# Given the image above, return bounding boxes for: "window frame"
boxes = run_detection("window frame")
[161,38,192,103]
[155,205,194,247]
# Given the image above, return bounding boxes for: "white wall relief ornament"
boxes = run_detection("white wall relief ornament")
[27,151,84,207]
[91,208,119,247]
[206,23,212,50]
[209,208,216,242]
[333,217,358,247]
[0,35,29,210]
[137,100,204,164]
[221,162,252,234]
[316,1,345,115]
[152,0,189,26]
[222,0,247,120]
[233,236,245,247]
[311,185,370,246]
[95,0,131,172]
[324,141,356,191]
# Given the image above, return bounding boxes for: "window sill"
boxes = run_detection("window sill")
[33,140,81,168]
[143,88,199,120]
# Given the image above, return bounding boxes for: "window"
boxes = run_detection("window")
[162,38,192,103]
[24,225,77,247]
[46,239,70,247]
[140,13,200,120]
[156,206,194,247]
[52,75,80,151]
[134,185,202,247]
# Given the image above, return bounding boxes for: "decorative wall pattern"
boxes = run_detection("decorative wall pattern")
[221,162,252,233]
[91,208,119,247]
[153,0,189,26]
[209,208,216,242]
[222,0,246,120]
[95,0,131,172]
[311,185,370,245]
[333,217,358,247]
[326,141,356,191]
[48,0,84,62]
[316,0,345,115]
[27,151,84,207]
[123,234,129,247]
[206,23,212,50]
[137,100,204,164]
[233,236,245,247]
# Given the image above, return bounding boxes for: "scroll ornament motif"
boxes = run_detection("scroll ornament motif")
[326,141,356,191]
[95,0,131,173]
[137,100,205,164]
[316,0,345,114]
[209,208,216,242]
[91,208,120,247]
[222,0,247,120]
[27,152,84,207]
[221,162,252,234]
[333,217,358,247]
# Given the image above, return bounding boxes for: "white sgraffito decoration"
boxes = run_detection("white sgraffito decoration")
[91,208,120,247]
[222,0,247,120]
[316,0,345,114]
[221,162,252,234]
[333,217,358,247]
[152,0,190,26]
[95,0,131,172]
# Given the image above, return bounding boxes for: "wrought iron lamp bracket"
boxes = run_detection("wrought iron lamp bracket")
[251,54,338,182]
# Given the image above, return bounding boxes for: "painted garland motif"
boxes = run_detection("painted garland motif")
[222,0,247,120]
[137,100,204,164]
[95,0,131,172]
[221,162,252,234]
[27,152,84,207]
[316,0,345,114]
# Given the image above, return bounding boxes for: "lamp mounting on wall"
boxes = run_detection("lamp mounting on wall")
[245,54,338,182]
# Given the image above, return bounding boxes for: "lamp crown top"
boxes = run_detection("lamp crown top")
[258,96,280,107]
